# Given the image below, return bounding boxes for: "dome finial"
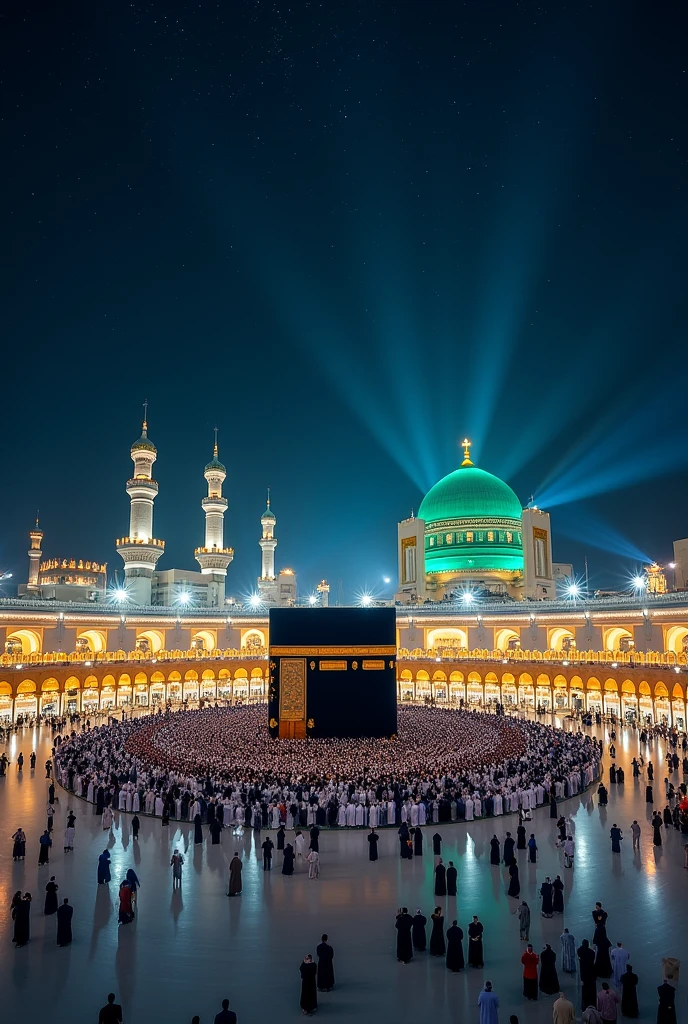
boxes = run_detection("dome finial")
[461,437,473,466]
[213,426,219,458]
[142,398,149,436]
[266,486,271,509]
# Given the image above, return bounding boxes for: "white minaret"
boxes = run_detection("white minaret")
[195,429,233,607]
[257,491,278,602]
[115,402,165,606]
[27,514,43,592]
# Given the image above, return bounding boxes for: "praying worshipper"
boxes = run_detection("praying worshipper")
[582,1007,603,1024]
[97,849,111,884]
[553,992,576,1024]
[609,825,623,853]
[434,858,447,896]
[478,981,499,1024]
[38,830,52,866]
[528,834,537,863]
[262,836,274,871]
[552,875,564,913]
[652,811,663,845]
[430,907,446,956]
[307,850,320,879]
[594,934,613,979]
[578,939,598,1010]
[228,853,242,896]
[447,860,457,895]
[56,898,73,946]
[540,876,554,917]
[395,908,413,963]
[44,876,59,915]
[620,965,638,1018]
[367,828,379,861]
[170,849,184,888]
[98,993,123,1024]
[596,983,619,1022]
[561,928,576,974]
[118,880,134,925]
[46,802,55,833]
[299,953,318,1016]
[656,981,677,1024]
[433,832,442,856]
[413,827,423,856]
[316,934,335,991]
[610,942,629,988]
[503,832,515,866]
[507,861,520,898]
[412,909,427,951]
[521,944,539,1000]
[539,943,560,995]
[132,813,140,840]
[517,901,530,941]
[282,843,295,875]
[12,827,26,861]
[446,920,464,972]
[490,836,500,865]
[468,915,484,967]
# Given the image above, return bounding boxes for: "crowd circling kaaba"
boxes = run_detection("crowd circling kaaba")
[52,707,600,828]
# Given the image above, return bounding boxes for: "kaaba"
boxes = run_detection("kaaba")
[268,607,397,739]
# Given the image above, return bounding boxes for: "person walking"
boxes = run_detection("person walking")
[478,981,500,1024]
[578,938,598,1010]
[517,901,530,941]
[563,836,575,868]
[561,929,576,974]
[56,898,73,946]
[539,943,560,995]
[44,876,59,915]
[97,849,111,885]
[228,852,242,895]
[316,934,335,991]
[98,993,123,1024]
[170,849,184,888]
[262,836,274,871]
[299,953,318,1016]
[38,830,52,866]
[521,944,539,1000]
[596,983,619,1022]
[553,992,576,1024]
[610,942,629,989]
[528,834,537,863]
[630,821,641,851]
[132,813,140,840]
[609,825,623,853]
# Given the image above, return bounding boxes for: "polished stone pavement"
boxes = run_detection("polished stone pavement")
[1,717,685,1024]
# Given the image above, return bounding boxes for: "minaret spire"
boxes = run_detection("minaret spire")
[27,514,44,592]
[461,437,473,467]
[258,490,277,601]
[195,429,233,607]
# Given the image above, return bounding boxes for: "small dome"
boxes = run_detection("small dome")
[205,455,226,474]
[131,428,156,454]
[261,505,276,522]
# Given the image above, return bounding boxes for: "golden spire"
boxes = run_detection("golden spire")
[213,426,219,458]
[266,486,271,509]
[142,398,149,435]
[461,437,473,466]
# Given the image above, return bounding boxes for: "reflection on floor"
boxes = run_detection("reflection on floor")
[1,718,685,1023]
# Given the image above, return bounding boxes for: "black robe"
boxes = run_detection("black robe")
[44,881,58,915]
[550,794,558,818]
[414,829,423,856]
[503,837,515,865]
[209,819,223,845]
[592,909,608,946]
[14,900,30,945]
[56,903,73,946]
[412,913,426,951]
[309,826,320,852]
[646,785,653,803]
[539,946,559,993]
[595,936,612,978]
[395,913,413,962]
[446,925,464,971]
[432,832,442,855]
[652,818,662,845]
[516,825,526,849]
[467,921,484,967]
[508,863,520,898]
[620,970,639,1018]
[299,961,318,1013]
[194,814,203,845]
[552,877,564,913]
[446,865,457,895]
[434,863,446,896]
[578,944,597,1010]
[282,846,294,875]
[490,838,500,865]
[429,914,445,956]
[316,941,335,990]
[368,832,379,861]
[656,982,677,1024]
[540,882,553,916]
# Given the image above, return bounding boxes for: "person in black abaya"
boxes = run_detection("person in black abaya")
[434,859,447,896]
[517,824,526,850]
[552,875,564,913]
[592,904,608,946]
[309,826,320,852]
[503,832,515,866]
[620,964,639,1018]
[194,813,203,845]
[540,877,553,917]
[96,786,104,815]
[276,824,286,851]
[594,934,613,978]
[446,861,457,896]
[577,939,597,1010]
[282,843,295,875]
[316,934,335,991]
[490,836,500,865]
[646,784,653,804]
[652,812,663,846]
[467,916,484,967]
[299,954,318,1015]
[550,792,558,818]
[539,944,559,994]
[44,877,58,915]
[446,920,464,972]
[398,822,410,858]
[656,981,677,1024]
[412,910,427,952]
[598,784,608,805]
[14,893,31,947]
[413,828,423,857]
[432,832,442,855]
[56,898,73,946]
[209,818,223,845]
[395,908,413,963]
[367,828,379,861]
[508,862,520,898]
[429,907,445,956]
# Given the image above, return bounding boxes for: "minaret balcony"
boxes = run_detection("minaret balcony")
[116,536,165,549]
[126,478,159,496]
[201,496,228,512]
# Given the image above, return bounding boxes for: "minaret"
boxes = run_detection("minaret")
[195,429,234,607]
[115,402,165,605]
[27,513,43,592]
[257,491,277,602]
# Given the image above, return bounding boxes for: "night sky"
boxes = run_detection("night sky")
[3,1,688,599]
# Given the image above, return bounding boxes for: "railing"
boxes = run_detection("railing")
[0,647,268,670]
[397,591,688,614]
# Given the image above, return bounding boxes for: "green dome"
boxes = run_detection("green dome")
[131,428,156,454]
[419,464,522,524]
[205,455,226,473]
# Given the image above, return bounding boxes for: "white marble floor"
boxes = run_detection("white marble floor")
[1,718,685,1023]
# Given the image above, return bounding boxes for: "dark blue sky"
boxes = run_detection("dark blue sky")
[3,1,687,598]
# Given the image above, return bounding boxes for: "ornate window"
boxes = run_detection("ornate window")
[506,531,513,543]
[446,533,452,544]
[428,536,435,547]
[487,531,494,542]
[466,531,474,542]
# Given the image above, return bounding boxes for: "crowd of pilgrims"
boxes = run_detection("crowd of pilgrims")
[52,706,600,830]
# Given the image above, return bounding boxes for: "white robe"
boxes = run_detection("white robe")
[410,803,419,827]
[369,804,379,828]
[418,802,427,826]
[295,834,304,856]
[337,804,346,826]
[346,803,356,827]
[493,794,503,815]
[465,798,474,820]
[387,801,396,825]
[473,796,482,817]
[355,803,365,827]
